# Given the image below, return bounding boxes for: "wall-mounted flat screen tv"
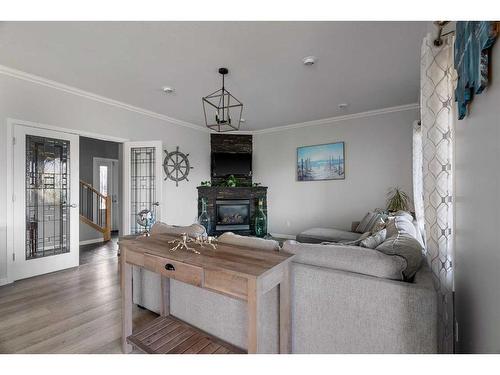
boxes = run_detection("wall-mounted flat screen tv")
[211,152,252,177]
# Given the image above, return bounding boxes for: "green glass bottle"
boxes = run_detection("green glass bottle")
[198,197,210,234]
[254,198,267,238]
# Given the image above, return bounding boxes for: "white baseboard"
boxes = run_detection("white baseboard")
[269,233,296,240]
[0,277,11,286]
[79,238,104,246]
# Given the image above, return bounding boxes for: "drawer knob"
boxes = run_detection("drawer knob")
[165,263,175,271]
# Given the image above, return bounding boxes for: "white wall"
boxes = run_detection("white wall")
[454,43,500,353]
[0,73,210,283]
[253,108,418,236]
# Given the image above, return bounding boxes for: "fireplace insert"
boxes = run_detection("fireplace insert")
[216,199,250,231]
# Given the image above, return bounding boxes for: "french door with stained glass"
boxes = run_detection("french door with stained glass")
[122,141,163,235]
[13,125,79,281]
[123,141,163,309]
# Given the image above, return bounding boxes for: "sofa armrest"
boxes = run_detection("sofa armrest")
[292,262,438,353]
[351,221,361,232]
[283,240,406,280]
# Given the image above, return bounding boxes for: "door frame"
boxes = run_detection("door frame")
[5,118,129,285]
[93,157,120,231]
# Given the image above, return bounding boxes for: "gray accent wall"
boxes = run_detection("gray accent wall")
[252,108,417,237]
[79,137,119,185]
[455,42,500,353]
[79,136,120,242]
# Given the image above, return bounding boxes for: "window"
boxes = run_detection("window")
[99,165,108,207]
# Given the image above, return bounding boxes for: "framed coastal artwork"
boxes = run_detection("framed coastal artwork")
[297,142,345,181]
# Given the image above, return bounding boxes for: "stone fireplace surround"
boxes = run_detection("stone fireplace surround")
[198,134,267,235]
[197,134,268,236]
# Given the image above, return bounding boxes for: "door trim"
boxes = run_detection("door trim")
[93,157,119,187]
[4,118,129,285]
[7,118,130,143]
[5,120,14,285]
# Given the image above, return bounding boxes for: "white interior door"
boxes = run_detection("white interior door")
[93,157,119,231]
[12,125,79,281]
[123,141,163,235]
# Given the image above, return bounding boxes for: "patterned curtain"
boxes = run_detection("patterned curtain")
[420,33,456,353]
[412,121,425,247]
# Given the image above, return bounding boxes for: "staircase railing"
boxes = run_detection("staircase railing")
[79,180,111,241]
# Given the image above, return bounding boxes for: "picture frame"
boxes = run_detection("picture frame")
[297,142,345,181]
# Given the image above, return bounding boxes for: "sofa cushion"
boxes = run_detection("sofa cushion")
[218,232,280,251]
[296,228,362,244]
[360,229,387,249]
[386,214,417,238]
[151,222,206,237]
[283,240,406,280]
[375,233,423,280]
[355,212,382,233]
[320,232,371,246]
[392,210,414,221]
[336,231,371,245]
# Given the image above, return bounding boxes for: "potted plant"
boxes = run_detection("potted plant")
[386,187,411,213]
[225,175,238,187]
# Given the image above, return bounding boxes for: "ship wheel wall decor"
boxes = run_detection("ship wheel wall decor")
[163,146,193,187]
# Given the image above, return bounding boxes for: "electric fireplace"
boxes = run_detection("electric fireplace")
[216,200,250,231]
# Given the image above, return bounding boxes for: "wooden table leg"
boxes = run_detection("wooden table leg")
[121,251,133,353]
[279,265,291,353]
[160,276,170,317]
[247,278,260,354]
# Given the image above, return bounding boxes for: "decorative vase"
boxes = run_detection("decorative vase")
[254,198,267,238]
[198,197,211,234]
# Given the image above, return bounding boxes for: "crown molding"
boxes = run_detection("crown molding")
[251,103,420,135]
[0,64,419,136]
[0,64,209,133]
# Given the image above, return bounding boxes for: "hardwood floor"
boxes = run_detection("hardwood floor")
[79,233,119,265]
[0,239,157,354]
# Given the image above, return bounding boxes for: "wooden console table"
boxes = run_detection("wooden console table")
[120,234,294,354]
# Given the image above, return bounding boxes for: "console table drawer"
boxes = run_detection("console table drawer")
[144,253,203,287]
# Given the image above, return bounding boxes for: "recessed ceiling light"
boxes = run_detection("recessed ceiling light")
[338,103,349,109]
[162,86,175,94]
[240,118,246,123]
[302,56,318,66]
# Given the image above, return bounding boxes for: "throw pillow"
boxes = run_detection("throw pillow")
[360,229,387,249]
[385,215,417,238]
[375,233,423,280]
[370,217,386,233]
[393,210,414,221]
[355,212,382,233]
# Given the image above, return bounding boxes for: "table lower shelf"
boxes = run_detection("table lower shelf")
[127,315,246,354]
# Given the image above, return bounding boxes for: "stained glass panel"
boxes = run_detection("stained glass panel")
[25,135,71,260]
[130,147,156,234]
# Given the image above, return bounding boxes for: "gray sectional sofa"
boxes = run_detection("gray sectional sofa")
[130,217,437,353]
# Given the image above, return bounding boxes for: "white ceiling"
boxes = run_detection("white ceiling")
[0,21,428,130]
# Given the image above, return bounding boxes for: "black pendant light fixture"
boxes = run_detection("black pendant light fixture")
[202,67,243,132]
